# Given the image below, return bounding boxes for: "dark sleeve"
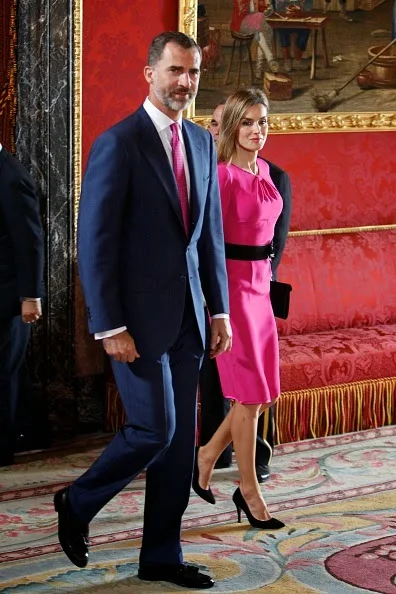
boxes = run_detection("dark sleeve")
[271,170,292,279]
[197,134,230,316]
[0,162,45,298]
[77,131,130,334]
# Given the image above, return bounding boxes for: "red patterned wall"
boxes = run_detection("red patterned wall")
[78,1,175,376]
[82,1,396,231]
[263,131,396,231]
[82,0,177,168]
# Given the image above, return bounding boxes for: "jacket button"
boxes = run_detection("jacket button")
[180,275,186,281]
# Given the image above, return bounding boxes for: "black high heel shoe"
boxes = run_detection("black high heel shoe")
[192,448,216,505]
[232,487,285,529]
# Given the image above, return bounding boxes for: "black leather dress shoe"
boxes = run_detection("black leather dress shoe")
[138,563,215,589]
[54,487,89,568]
[256,464,270,483]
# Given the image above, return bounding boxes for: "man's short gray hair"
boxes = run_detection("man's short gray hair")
[148,32,202,66]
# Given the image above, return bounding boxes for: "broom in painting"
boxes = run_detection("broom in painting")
[311,36,396,112]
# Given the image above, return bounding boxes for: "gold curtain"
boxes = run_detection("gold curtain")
[0,0,17,152]
[275,377,396,444]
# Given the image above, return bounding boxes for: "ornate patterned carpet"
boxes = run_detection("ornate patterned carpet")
[1,426,396,593]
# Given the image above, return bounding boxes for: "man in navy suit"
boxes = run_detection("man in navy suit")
[54,32,231,589]
[0,145,44,467]
[202,101,291,479]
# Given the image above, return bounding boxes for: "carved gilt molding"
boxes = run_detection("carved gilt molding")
[73,0,82,240]
[288,224,396,237]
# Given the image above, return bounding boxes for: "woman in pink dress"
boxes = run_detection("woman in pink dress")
[193,88,284,530]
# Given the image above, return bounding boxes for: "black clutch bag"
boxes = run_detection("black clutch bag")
[270,280,292,319]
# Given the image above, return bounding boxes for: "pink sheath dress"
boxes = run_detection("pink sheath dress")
[216,160,283,405]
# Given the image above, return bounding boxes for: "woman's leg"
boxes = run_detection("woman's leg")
[232,401,276,520]
[197,403,235,489]
[198,398,278,517]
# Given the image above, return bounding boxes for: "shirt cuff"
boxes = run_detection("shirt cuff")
[95,326,127,340]
[21,297,41,302]
[211,313,229,319]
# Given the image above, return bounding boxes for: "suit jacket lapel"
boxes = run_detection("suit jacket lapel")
[137,109,185,232]
[182,122,202,239]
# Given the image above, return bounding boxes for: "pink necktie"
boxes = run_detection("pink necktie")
[171,122,190,235]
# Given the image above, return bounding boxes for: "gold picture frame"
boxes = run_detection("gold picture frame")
[73,0,82,239]
[179,0,396,133]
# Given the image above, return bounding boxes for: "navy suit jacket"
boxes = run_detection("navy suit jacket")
[0,148,44,319]
[266,159,292,279]
[78,106,229,356]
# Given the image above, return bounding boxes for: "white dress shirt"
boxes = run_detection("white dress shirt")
[95,98,227,340]
[143,98,191,201]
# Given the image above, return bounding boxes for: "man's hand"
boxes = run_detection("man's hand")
[210,318,232,358]
[103,330,140,364]
[21,300,42,324]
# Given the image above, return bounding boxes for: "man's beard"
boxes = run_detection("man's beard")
[154,86,197,112]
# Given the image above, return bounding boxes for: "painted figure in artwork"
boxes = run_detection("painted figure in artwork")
[231,0,279,77]
[273,0,313,71]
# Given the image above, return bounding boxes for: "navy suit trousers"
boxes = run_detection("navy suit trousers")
[69,293,203,565]
[0,316,31,454]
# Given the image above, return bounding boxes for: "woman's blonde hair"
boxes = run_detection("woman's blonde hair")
[217,88,269,164]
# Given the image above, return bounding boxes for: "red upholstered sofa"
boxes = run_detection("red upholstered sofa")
[274,228,396,443]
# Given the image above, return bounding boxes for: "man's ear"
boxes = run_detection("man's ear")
[144,66,154,84]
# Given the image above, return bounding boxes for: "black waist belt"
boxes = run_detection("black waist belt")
[224,242,274,261]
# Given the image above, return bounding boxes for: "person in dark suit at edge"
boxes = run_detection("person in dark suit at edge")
[199,101,292,481]
[53,32,232,590]
[0,144,45,467]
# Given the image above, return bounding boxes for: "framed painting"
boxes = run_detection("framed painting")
[179,0,396,132]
